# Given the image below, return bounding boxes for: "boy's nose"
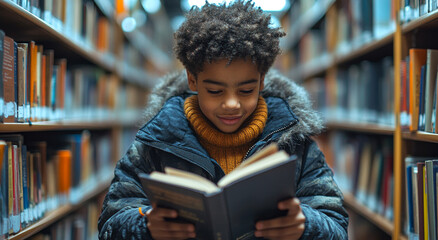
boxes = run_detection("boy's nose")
[223,96,240,109]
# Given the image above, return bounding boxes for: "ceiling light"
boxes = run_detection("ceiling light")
[142,0,161,14]
[121,17,137,32]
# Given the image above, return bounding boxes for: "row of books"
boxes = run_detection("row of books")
[289,0,395,72]
[400,0,438,23]
[336,0,395,54]
[4,0,147,74]
[0,131,113,239]
[400,49,438,133]
[328,132,394,220]
[304,57,395,126]
[7,0,117,57]
[0,30,67,123]
[0,30,149,123]
[404,157,438,240]
[27,198,103,240]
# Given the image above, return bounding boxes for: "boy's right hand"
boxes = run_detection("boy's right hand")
[145,204,196,240]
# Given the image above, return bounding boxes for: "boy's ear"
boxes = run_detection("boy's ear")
[187,70,197,92]
[259,74,265,91]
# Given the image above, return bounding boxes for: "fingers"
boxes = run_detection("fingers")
[255,212,305,230]
[146,206,178,220]
[278,198,301,215]
[146,206,196,240]
[254,198,306,239]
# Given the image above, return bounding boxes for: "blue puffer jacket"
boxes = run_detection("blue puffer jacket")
[98,70,348,239]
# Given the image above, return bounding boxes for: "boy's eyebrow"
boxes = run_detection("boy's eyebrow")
[202,79,258,86]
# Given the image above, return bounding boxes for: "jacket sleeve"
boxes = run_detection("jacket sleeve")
[296,140,349,239]
[98,140,155,240]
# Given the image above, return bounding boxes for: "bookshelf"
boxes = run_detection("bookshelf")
[281,0,402,239]
[7,177,111,240]
[0,0,160,239]
[285,0,438,239]
[343,192,394,236]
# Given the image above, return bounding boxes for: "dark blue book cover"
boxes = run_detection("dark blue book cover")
[1,143,8,238]
[406,164,414,234]
[139,153,297,240]
[21,145,28,226]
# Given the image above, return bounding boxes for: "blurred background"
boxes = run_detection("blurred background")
[1,0,436,240]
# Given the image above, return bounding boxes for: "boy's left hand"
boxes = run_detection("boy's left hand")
[254,198,305,240]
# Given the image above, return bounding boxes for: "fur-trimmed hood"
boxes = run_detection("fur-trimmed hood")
[141,70,324,144]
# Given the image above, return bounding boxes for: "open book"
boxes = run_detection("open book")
[138,144,297,240]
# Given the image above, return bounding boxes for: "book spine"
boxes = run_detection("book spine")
[13,42,17,121]
[1,144,8,238]
[21,145,28,226]
[426,160,437,240]
[0,30,4,123]
[3,36,16,123]
[204,192,230,240]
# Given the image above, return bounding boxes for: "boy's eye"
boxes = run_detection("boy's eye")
[240,89,254,94]
[207,89,222,94]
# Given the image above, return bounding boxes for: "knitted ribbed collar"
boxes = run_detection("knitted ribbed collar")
[184,95,268,148]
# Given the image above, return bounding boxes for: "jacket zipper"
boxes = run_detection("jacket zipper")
[243,119,299,160]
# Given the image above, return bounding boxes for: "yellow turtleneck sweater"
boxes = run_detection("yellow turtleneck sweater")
[184,95,268,174]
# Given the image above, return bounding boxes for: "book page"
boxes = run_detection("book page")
[234,143,279,170]
[165,167,217,187]
[149,171,220,194]
[217,151,290,188]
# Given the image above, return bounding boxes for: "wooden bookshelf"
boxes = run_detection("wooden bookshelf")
[402,8,438,33]
[335,32,394,66]
[401,131,438,143]
[7,177,112,240]
[284,1,405,239]
[0,0,154,89]
[343,192,394,236]
[92,0,172,72]
[290,53,333,80]
[282,0,335,49]
[0,119,141,132]
[290,32,394,81]
[0,0,153,239]
[326,121,395,135]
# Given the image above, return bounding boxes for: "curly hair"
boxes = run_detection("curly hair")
[174,0,286,76]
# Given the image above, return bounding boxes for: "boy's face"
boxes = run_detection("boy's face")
[187,58,265,133]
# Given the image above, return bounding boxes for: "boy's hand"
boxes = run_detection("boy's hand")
[145,204,196,240]
[254,198,305,240]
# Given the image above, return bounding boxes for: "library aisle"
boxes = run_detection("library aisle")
[1,0,438,240]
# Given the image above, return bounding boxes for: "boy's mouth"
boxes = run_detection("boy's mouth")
[218,116,242,125]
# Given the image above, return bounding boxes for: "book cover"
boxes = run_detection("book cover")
[426,160,438,240]
[0,30,4,123]
[417,161,425,240]
[410,49,428,132]
[21,145,28,226]
[405,157,430,239]
[423,165,428,240]
[424,50,438,132]
[17,45,26,123]
[139,148,297,240]
[0,141,8,239]
[44,49,54,120]
[3,36,16,123]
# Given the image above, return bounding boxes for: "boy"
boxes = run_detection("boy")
[98,1,348,239]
